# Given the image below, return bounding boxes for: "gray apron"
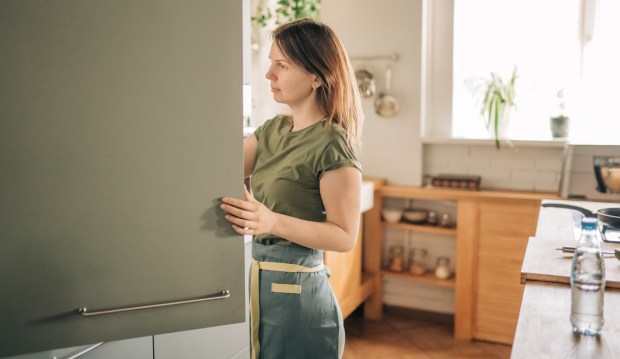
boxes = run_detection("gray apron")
[250,242,344,359]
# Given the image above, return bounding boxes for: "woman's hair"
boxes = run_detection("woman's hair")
[272,18,363,154]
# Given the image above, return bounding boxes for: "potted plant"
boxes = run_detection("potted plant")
[252,0,322,28]
[550,89,569,139]
[478,67,518,149]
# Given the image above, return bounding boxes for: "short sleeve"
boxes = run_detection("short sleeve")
[317,134,362,178]
[252,118,273,141]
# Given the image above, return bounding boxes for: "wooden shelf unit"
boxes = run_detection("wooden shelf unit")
[362,182,558,344]
[383,221,457,236]
[382,270,456,288]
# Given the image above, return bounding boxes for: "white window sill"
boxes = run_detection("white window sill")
[421,136,568,148]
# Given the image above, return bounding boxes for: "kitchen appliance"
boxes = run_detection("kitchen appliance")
[594,156,620,194]
[541,203,620,243]
[560,144,620,201]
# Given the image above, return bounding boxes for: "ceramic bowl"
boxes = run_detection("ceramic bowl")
[382,208,403,223]
[402,208,428,224]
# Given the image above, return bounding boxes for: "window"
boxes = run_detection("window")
[451,0,618,143]
[575,0,620,143]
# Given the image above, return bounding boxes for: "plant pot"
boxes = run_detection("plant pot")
[550,115,569,139]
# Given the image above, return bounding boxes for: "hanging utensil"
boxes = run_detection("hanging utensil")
[374,64,399,117]
[355,68,376,98]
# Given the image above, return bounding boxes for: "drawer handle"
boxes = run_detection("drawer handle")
[54,342,104,359]
[78,289,230,317]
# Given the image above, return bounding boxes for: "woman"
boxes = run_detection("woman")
[220,18,363,359]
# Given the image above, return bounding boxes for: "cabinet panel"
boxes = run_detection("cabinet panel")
[3,337,153,359]
[475,199,540,344]
[0,1,245,356]
[324,218,363,318]
[153,239,252,359]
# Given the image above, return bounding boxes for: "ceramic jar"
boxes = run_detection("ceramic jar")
[435,256,451,279]
[389,245,405,272]
[408,248,428,276]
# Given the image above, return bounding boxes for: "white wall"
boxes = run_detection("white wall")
[321,0,424,186]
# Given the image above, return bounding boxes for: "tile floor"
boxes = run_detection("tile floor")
[342,307,512,359]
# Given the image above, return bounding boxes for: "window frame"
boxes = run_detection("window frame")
[422,0,602,145]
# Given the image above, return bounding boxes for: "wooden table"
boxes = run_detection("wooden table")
[512,282,620,358]
[513,199,620,358]
[521,200,620,288]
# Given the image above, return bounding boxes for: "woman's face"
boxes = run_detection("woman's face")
[265,43,317,106]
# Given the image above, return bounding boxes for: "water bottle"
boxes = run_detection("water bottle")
[570,217,605,335]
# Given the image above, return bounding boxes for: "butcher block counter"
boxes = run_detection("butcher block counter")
[513,200,620,358]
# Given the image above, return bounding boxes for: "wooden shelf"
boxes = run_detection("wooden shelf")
[382,270,456,288]
[380,185,559,201]
[383,221,457,236]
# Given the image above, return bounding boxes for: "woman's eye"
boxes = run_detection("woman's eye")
[278,64,287,69]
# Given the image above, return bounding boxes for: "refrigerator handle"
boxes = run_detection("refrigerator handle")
[78,290,230,317]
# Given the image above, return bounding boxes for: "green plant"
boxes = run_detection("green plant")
[252,0,322,27]
[549,89,569,138]
[553,89,567,118]
[479,67,518,149]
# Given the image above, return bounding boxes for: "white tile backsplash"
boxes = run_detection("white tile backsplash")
[424,143,565,192]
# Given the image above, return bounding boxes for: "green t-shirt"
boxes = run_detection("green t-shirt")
[251,115,362,246]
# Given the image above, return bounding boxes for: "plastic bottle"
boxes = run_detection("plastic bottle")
[570,217,605,335]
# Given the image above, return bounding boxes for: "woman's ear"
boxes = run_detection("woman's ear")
[312,77,322,90]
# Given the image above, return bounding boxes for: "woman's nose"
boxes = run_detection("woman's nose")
[265,67,275,80]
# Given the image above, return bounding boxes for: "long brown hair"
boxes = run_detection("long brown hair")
[272,18,363,154]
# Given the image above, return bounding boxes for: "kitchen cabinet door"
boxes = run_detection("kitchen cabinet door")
[153,238,252,359]
[474,199,541,344]
[0,0,244,357]
[3,337,152,359]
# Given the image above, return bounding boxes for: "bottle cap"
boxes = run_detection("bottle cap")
[581,217,598,230]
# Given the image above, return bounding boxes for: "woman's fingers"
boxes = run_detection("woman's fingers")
[221,203,251,220]
[225,213,255,229]
[243,185,255,202]
[221,196,256,210]
[220,187,270,235]
[220,196,260,232]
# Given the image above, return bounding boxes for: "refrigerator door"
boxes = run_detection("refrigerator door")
[0,0,245,356]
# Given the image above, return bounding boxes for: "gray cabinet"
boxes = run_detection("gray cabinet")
[0,0,245,357]
[153,238,252,359]
[4,337,152,359]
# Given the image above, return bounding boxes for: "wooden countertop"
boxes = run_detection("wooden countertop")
[512,282,620,358]
[520,200,620,288]
[514,199,620,357]
[379,185,558,201]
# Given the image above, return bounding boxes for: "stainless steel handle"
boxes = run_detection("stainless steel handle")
[52,342,104,359]
[78,289,230,317]
[66,342,104,359]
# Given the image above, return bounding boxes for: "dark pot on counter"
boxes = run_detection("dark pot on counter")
[540,203,620,229]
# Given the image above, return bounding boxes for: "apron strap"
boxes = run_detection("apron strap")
[250,258,325,359]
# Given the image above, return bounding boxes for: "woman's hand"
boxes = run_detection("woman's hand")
[220,185,276,236]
